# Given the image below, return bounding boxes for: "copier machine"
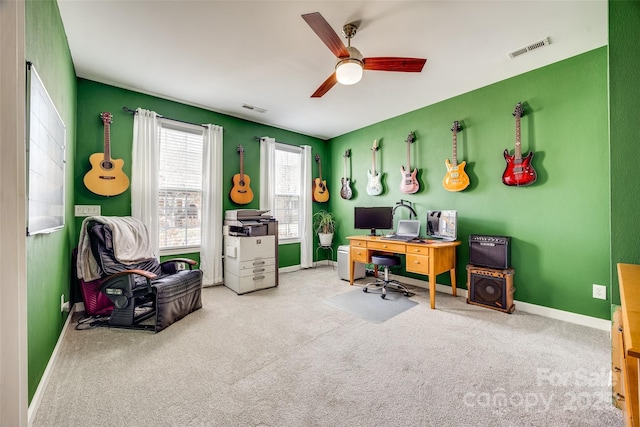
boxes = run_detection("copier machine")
[223,210,279,294]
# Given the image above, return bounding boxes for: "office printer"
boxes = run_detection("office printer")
[224,209,277,237]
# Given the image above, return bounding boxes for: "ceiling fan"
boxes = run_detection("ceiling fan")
[302,12,427,98]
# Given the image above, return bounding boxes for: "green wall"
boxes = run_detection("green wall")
[328,48,610,319]
[25,0,77,402]
[74,79,328,267]
[609,0,640,305]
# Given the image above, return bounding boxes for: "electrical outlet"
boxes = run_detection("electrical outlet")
[592,284,607,300]
[74,205,101,217]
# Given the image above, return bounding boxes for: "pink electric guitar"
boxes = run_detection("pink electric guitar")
[400,131,419,194]
[502,102,537,187]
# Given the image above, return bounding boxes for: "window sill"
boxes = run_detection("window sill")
[159,247,200,257]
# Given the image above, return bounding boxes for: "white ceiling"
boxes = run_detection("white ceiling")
[57,1,607,140]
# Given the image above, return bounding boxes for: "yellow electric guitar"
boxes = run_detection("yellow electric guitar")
[83,112,130,196]
[230,145,254,205]
[443,120,470,192]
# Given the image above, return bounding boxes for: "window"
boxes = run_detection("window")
[158,121,204,251]
[274,145,302,241]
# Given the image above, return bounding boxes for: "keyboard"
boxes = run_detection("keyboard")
[381,235,416,242]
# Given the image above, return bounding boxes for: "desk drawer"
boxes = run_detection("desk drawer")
[406,254,430,275]
[368,241,405,253]
[406,245,430,255]
[351,240,367,248]
[351,247,369,263]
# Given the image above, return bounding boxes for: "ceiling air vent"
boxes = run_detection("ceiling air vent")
[508,37,551,59]
[242,104,267,114]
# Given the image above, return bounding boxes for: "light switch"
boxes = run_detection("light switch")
[74,205,101,217]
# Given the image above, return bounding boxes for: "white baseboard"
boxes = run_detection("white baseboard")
[389,273,611,331]
[28,302,81,426]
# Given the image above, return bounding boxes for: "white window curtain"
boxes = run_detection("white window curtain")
[260,138,313,269]
[132,109,223,285]
[200,124,224,286]
[131,108,160,255]
[300,145,312,268]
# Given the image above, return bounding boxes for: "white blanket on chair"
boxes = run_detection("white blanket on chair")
[77,216,156,281]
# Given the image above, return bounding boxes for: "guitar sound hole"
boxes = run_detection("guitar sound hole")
[101,161,114,170]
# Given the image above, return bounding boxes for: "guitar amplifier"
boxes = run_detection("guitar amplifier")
[467,265,515,313]
[469,235,511,269]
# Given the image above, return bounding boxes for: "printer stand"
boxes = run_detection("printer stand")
[224,235,277,294]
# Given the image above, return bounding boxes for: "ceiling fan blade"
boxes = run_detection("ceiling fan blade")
[311,73,338,98]
[302,12,350,58]
[363,57,427,72]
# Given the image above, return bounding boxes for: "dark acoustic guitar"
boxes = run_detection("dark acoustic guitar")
[230,145,254,204]
[83,112,130,196]
[502,102,537,187]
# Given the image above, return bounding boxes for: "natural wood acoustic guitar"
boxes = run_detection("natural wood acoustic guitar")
[83,112,130,196]
[443,120,470,192]
[230,145,254,204]
[399,131,419,194]
[502,102,537,187]
[313,154,329,202]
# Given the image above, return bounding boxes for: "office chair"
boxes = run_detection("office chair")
[363,254,413,299]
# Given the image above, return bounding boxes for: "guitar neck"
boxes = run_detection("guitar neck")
[371,149,376,174]
[515,115,522,160]
[406,140,411,170]
[239,151,245,179]
[451,130,458,167]
[103,121,111,163]
[317,160,323,181]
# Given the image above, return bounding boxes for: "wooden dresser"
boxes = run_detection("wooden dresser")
[615,263,640,426]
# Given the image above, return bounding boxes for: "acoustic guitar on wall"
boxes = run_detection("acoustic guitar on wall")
[399,131,419,194]
[83,112,130,196]
[340,149,353,200]
[502,102,537,187]
[443,120,470,192]
[366,139,383,196]
[313,154,329,202]
[230,145,254,204]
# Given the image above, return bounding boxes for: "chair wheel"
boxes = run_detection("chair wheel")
[404,292,409,297]
[363,288,368,293]
[381,293,386,299]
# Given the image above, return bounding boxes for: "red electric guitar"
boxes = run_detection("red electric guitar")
[399,131,419,194]
[502,102,537,187]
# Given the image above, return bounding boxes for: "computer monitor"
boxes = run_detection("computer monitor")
[426,210,457,241]
[354,206,393,236]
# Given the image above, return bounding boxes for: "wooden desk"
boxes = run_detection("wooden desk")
[348,235,461,309]
[617,263,640,426]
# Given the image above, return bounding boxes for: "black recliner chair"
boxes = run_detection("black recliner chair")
[77,218,203,332]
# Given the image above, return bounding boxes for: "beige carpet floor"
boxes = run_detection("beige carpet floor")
[32,266,622,427]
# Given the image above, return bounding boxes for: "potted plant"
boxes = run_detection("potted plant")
[313,210,337,246]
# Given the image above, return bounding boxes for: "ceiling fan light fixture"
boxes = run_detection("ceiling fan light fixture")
[335,58,363,85]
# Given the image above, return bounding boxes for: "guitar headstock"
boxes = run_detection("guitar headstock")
[371,139,379,151]
[237,145,244,154]
[344,149,351,158]
[100,112,113,125]
[405,131,415,144]
[451,121,461,133]
[315,153,321,163]
[512,102,524,118]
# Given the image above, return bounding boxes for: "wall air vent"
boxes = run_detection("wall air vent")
[242,104,267,114]
[508,37,551,59]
